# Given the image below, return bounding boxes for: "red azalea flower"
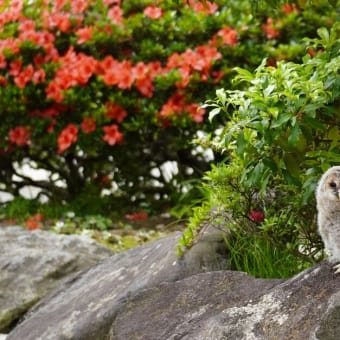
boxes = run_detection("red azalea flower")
[81,117,96,133]
[105,102,127,122]
[210,27,238,47]
[108,6,123,26]
[144,6,163,19]
[76,26,93,44]
[71,0,89,13]
[282,3,299,14]
[102,124,123,145]
[57,124,78,153]
[188,0,218,14]
[9,59,22,76]
[136,77,154,98]
[262,18,280,40]
[0,75,7,86]
[14,64,34,88]
[26,217,40,230]
[46,82,64,102]
[8,126,30,146]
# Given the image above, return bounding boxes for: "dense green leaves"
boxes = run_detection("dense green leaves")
[207,24,340,192]
[178,23,339,277]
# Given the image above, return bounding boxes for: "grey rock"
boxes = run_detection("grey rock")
[112,271,281,340]
[7,228,229,340]
[112,261,340,340]
[0,226,112,333]
[7,224,340,340]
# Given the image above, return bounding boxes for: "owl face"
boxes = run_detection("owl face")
[317,166,340,202]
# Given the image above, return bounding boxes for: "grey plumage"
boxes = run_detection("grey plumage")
[316,166,340,270]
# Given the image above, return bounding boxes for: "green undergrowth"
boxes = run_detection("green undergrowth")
[178,163,321,279]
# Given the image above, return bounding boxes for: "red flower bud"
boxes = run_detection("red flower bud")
[249,210,265,223]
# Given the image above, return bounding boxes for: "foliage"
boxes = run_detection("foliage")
[0,0,336,213]
[205,23,340,196]
[249,0,339,10]
[178,24,339,278]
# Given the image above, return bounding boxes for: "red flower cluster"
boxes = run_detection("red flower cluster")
[8,126,30,146]
[158,91,206,123]
[188,0,218,14]
[105,102,127,123]
[209,27,238,47]
[144,5,163,19]
[30,103,67,119]
[26,213,44,230]
[125,211,149,220]
[166,45,222,88]
[8,59,45,89]
[262,18,280,40]
[282,3,299,14]
[102,124,123,146]
[76,26,93,44]
[46,47,98,102]
[108,5,123,25]
[100,57,133,89]
[99,56,161,98]
[57,124,78,153]
[0,0,240,153]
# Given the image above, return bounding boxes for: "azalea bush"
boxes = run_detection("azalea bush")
[0,0,336,213]
[178,23,340,277]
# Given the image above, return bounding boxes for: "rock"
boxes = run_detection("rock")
[0,226,113,333]
[112,261,340,340]
[7,228,229,340]
[113,271,281,340]
[7,224,340,340]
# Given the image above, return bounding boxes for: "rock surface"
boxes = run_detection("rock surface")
[6,226,229,340]
[5,225,340,340]
[0,226,113,333]
[112,263,340,340]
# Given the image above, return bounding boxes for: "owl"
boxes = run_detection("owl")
[316,166,340,273]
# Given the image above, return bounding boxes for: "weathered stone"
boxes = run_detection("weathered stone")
[112,261,340,340]
[0,226,113,333]
[6,227,229,340]
[6,223,340,340]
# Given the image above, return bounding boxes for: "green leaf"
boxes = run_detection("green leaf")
[304,117,325,130]
[216,88,227,106]
[271,113,292,128]
[283,154,301,184]
[327,126,340,141]
[236,131,246,157]
[233,67,254,83]
[263,157,278,173]
[288,123,301,147]
[263,84,276,97]
[208,107,221,122]
[317,27,330,45]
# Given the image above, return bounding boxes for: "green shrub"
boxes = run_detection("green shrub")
[178,23,339,277]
